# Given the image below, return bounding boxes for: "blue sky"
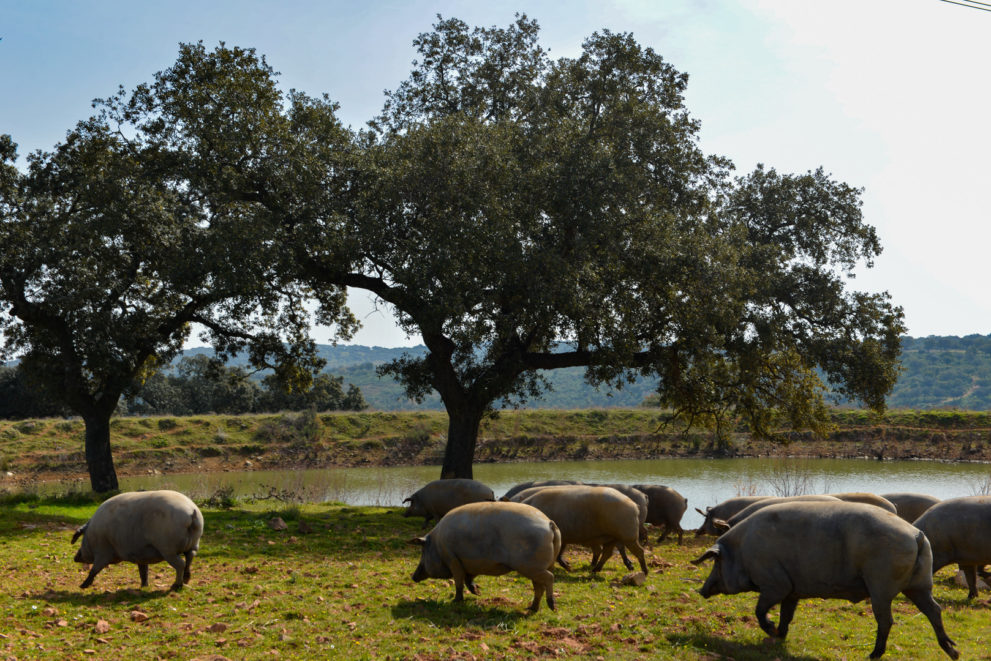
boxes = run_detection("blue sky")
[3,0,989,346]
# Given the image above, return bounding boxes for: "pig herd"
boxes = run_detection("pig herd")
[65,481,989,659]
[406,479,991,659]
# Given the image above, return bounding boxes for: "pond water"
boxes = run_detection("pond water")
[35,457,991,529]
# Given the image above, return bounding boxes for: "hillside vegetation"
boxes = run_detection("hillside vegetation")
[2,408,991,485]
[246,335,991,411]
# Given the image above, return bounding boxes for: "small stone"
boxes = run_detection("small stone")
[94,620,111,634]
[268,517,288,531]
[130,611,150,622]
[617,571,646,587]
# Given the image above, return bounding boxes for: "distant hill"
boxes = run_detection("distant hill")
[179,334,991,411]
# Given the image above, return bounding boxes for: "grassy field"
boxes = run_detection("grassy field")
[1,495,989,660]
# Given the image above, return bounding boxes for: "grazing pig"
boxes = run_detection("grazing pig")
[692,501,959,660]
[880,492,941,523]
[713,495,842,533]
[632,484,688,543]
[403,478,495,527]
[520,485,648,574]
[409,501,561,612]
[913,495,991,599]
[695,496,767,536]
[71,490,204,591]
[828,492,898,514]
[500,479,581,501]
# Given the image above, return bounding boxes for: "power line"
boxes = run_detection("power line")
[940,0,991,12]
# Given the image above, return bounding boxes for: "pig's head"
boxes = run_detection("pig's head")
[403,494,426,519]
[691,544,752,597]
[409,535,451,583]
[695,507,723,536]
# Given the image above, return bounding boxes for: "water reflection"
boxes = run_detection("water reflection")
[28,457,991,529]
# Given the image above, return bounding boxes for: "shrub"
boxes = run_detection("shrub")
[158,418,178,431]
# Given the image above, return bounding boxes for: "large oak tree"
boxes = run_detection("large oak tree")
[297,16,904,478]
[0,45,355,492]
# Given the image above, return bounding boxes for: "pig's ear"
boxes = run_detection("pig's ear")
[408,537,426,546]
[691,546,720,566]
[713,518,730,533]
[694,507,707,517]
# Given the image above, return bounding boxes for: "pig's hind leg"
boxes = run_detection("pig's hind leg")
[160,552,187,590]
[79,550,113,589]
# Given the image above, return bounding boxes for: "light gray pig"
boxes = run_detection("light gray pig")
[632,484,688,543]
[880,492,940,523]
[828,492,897,514]
[692,501,959,660]
[72,490,204,591]
[410,501,561,612]
[695,496,767,536]
[500,479,581,501]
[403,478,495,527]
[913,495,991,599]
[713,495,842,532]
[520,485,648,574]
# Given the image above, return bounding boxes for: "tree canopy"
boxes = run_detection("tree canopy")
[0,44,355,491]
[294,15,904,477]
[1,19,906,486]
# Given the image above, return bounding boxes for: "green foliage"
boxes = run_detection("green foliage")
[292,15,904,477]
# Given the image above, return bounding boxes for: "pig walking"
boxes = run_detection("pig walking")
[692,501,958,659]
[72,490,203,591]
[410,501,561,612]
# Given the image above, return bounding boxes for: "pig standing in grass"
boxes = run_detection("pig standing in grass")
[500,479,581,501]
[409,501,561,612]
[72,490,203,591]
[633,484,688,543]
[711,495,842,533]
[520,485,648,574]
[913,495,991,599]
[695,496,767,536]
[692,501,959,660]
[402,478,495,527]
[828,492,898,514]
[881,492,940,523]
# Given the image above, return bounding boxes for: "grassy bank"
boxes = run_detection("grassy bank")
[1,496,987,660]
[2,409,991,486]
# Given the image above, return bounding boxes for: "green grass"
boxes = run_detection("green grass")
[0,499,987,660]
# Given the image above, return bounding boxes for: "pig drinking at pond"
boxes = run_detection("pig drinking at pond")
[913,495,991,599]
[409,501,561,612]
[402,478,495,527]
[72,490,204,591]
[692,501,959,660]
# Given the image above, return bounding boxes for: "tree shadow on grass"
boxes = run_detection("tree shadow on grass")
[392,597,534,628]
[665,631,823,661]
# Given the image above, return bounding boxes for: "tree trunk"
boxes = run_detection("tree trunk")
[440,405,483,479]
[83,413,119,493]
